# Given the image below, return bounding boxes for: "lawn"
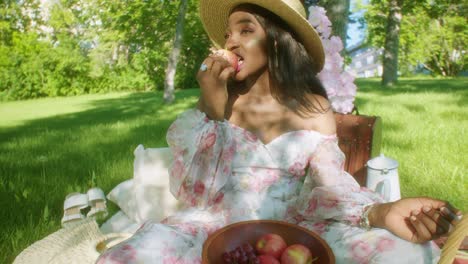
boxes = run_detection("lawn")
[1,78,467,263]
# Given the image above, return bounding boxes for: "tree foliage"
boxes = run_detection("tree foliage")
[364,0,466,76]
[0,0,212,101]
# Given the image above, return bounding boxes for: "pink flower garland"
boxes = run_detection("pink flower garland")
[308,6,357,114]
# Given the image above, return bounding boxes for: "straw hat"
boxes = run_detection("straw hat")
[199,0,325,72]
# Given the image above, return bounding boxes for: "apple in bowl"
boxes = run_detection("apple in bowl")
[281,244,313,264]
[255,233,288,259]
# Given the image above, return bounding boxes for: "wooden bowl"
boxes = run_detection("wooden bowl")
[202,220,335,264]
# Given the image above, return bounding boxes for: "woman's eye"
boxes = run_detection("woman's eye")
[241,29,252,34]
[224,33,230,40]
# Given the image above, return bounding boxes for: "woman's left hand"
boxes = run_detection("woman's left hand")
[369,197,462,244]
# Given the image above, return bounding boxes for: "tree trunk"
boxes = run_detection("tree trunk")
[321,0,350,50]
[381,0,402,86]
[163,0,188,104]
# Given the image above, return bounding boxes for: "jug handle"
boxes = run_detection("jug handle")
[375,179,391,202]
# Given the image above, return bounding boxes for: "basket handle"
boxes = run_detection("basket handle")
[95,232,133,253]
[439,215,467,264]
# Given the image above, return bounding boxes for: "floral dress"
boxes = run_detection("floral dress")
[97,109,441,264]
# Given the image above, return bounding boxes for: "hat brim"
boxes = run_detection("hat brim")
[199,0,324,72]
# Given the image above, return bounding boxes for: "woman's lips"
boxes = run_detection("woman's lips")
[236,59,244,72]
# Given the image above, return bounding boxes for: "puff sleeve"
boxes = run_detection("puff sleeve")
[295,135,384,226]
[166,109,236,208]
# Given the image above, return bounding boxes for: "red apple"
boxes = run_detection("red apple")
[258,254,281,264]
[280,244,313,264]
[255,233,287,259]
[216,49,239,71]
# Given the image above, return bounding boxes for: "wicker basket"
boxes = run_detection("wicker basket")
[13,219,131,264]
[439,215,468,264]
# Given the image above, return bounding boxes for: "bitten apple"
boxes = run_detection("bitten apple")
[280,244,313,264]
[215,49,239,71]
[258,254,281,264]
[255,233,287,259]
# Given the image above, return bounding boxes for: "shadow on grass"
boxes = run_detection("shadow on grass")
[0,89,199,263]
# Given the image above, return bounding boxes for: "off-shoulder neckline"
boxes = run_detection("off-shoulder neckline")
[192,108,337,146]
[228,121,337,146]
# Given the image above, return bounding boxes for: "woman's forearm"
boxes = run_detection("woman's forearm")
[368,202,392,229]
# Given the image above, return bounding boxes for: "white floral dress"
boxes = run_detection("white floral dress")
[97,109,440,264]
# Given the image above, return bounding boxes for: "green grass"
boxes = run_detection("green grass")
[1,78,467,262]
[355,78,467,211]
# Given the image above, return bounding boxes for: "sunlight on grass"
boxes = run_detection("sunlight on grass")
[0,90,199,263]
[355,78,467,211]
[0,92,133,127]
[1,78,467,262]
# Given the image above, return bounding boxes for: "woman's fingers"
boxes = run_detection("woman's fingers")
[409,210,432,242]
[199,57,215,73]
[420,206,451,236]
[440,206,462,226]
[211,58,226,75]
[418,198,462,226]
[219,66,236,81]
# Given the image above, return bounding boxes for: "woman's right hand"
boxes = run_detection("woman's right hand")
[369,197,462,244]
[196,54,236,121]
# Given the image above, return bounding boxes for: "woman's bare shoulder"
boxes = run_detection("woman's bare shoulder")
[300,94,336,135]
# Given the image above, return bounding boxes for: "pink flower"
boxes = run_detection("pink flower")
[376,237,396,252]
[320,198,338,209]
[176,223,199,236]
[213,192,224,204]
[306,198,318,215]
[244,130,257,142]
[267,169,281,179]
[221,144,236,161]
[193,180,205,195]
[171,159,185,179]
[311,221,328,235]
[308,5,357,114]
[351,240,372,263]
[99,244,137,263]
[328,36,344,53]
[162,256,181,264]
[201,132,216,151]
[288,162,306,178]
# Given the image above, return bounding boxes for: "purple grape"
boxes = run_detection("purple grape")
[232,250,240,260]
[222,252,232,263]
[239,254,249,264]
[250,259,260,264]
[246,252,256,260]
[236,246,243,254]
[242,243,254,253]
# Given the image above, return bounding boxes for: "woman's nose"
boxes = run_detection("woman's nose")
[224,36,239,51]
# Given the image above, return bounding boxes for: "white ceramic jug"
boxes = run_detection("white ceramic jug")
[366,154,401,202]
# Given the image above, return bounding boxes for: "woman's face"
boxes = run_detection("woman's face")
[225,9,268,81]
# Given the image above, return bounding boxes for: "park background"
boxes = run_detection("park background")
[0,0,466,263]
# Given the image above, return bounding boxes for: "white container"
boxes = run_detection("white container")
[366,154,401,202]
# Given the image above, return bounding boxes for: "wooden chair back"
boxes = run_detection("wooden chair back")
[334,113,382,186]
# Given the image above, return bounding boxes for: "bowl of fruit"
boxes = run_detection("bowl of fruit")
[202,220,335,264]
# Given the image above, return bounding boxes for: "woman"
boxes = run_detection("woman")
[97,0,462,263]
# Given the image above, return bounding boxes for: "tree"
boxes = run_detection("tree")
[365,0,466,79]
[0,0,212,100]
[164,0,188,104]
[381,0,402,86]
